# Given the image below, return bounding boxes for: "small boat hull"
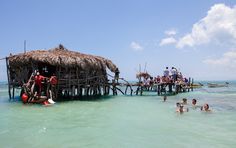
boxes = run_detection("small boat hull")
[207,83,229,88]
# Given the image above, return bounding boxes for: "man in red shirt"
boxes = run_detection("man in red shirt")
[34,71,45,96]
[49,74,58,100]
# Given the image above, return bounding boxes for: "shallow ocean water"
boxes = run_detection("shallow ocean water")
[0,81,236,148]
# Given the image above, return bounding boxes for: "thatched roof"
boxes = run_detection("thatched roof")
[136,72,151,79]
[8,45,117,72]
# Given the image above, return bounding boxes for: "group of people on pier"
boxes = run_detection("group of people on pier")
[21,70,57,105]
[140,66,191,94]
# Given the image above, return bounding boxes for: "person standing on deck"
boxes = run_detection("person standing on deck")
[49,74,58,100]
[34,71,46,96]
[163,67,169,77]
[171,67,177,82]
[114,68,120,83]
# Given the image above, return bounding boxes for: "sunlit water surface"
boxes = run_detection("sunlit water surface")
[0,81,236,148]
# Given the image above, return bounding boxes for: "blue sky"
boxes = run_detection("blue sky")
[1,0,236,81]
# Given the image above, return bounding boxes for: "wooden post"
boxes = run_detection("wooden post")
[125,85,128,95]
[112,79,117,95]
[57,66,61,99]
[12,86,15,100]
[168,83,172,93]
[140,86,143,96]
[191,78,194,91]
[69,69,71,97]
[130,88,133,96]
[157,84,160,95]
[6,57,12,101]
[188,77,191,92]
[24,40,26,53]
[136,86,139,95]
[107,84,110,95]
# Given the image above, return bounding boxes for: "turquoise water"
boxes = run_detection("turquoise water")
[0,81,236,148]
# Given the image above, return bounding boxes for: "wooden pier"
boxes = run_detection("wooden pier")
[5,45,195,102]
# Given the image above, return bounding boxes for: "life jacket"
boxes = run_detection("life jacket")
[21,93,28,104]
[50,76,58,85]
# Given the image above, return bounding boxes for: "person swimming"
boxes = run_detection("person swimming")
[201,103,211,112]
[176,102,181,108]
[192,99,197,106]
[182,98,187,105]
[163,96,167,102]
[191,98,201,109]
[176,104,189,113]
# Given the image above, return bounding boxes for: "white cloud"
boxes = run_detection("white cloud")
[176,3,236,48]
[130,41,143,51]
[159,37,177,46]
[165,29,177,36]
[203,50,236,68]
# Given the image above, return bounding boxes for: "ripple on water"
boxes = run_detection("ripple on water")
[0,83,236,148]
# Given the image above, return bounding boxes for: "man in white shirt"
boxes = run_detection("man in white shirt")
[171,67,177,81]
[163,67,169,77]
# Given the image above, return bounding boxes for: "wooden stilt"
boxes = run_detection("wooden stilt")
[188,77,191,92]
[191,78,194,91]
[12,86,15,100]
[125,85,128,95]
[136,86,140,95]
[140,86,143,96]
[6,58,12,101]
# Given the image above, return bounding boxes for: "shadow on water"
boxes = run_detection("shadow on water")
[55,95,117,102]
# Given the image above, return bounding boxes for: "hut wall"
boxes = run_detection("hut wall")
[55,66,109,99]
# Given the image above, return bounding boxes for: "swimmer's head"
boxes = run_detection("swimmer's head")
[192,99,197,105]
[176,102,180,107]
[204,103,209,110]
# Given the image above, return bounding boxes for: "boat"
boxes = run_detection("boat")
[191,83,204,88]
[207,82,229,88]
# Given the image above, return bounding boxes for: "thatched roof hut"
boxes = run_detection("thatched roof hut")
[9,44,117,73]
[7,44,118,99]
[136,72,151,79]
